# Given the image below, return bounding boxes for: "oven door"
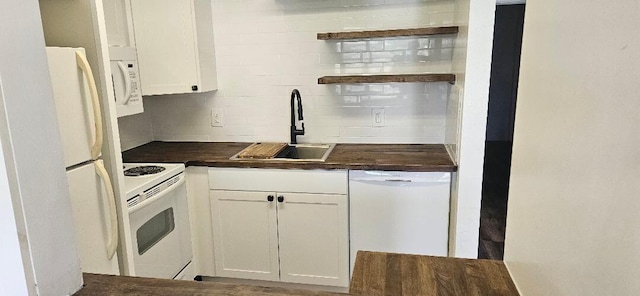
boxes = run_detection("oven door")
[128,173,192,279]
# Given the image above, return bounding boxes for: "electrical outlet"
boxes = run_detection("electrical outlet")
[211,108,223,127]
[372,108,385,127]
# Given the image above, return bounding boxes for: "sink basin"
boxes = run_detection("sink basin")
[273,143,335,161]
[230,143,335,162]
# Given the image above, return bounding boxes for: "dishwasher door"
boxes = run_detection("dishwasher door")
[348,171,451,273]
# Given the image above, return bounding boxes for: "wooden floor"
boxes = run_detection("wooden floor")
[479,141,512,260]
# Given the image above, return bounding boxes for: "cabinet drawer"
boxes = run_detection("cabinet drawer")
[208,168,347,194]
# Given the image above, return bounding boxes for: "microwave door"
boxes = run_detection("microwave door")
[109,46,143,117]
[118,62,133,104]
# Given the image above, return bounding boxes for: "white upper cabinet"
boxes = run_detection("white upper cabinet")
[103,0,135,47]
[130,0,218,96]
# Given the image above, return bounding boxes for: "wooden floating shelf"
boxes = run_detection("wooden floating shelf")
[317,26,459,40]
[318,74,456,84]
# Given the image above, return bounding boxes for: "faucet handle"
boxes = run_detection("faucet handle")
[295,122,305,136]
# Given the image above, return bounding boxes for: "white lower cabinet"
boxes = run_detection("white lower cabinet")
[209,168,349,287]
[210,190,280,281]
[277,193,348,286]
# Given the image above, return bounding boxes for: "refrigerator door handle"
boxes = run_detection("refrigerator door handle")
[75,51,103,160]
[94,159,118,260]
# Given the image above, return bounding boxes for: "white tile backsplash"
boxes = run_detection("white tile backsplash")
[120,0,456,148]
[444,0,469,162]
[117,102,154,151]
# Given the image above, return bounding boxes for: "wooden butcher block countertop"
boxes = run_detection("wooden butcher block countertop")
[122,141,457,172]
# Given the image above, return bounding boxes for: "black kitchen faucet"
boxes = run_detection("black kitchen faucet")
[290,89,305,144]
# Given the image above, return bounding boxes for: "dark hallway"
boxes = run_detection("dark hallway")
[478,141,513,259]
[478,4,525,260]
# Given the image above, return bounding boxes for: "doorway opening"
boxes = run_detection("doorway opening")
[478,3,525,260]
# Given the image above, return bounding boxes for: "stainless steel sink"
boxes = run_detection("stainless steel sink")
[273,143,335,161]
[230,143,336,162]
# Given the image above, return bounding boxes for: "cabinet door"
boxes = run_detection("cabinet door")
[210,190,279,281]
[276,193,349,287]
[130,0,198,95]
[103,0,135,47]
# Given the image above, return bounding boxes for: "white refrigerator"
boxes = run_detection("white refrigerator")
[46,47,120,275]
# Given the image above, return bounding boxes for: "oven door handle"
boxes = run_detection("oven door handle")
[128,176,186,214]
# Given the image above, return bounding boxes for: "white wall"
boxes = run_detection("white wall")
[0,92,28,296]
[0,0,83,294]
[446,0,495,258]
[504,1,640,295]
[119,0,457,146]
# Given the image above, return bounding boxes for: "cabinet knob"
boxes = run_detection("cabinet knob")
[267,195,274,202]
[277,196,284,203]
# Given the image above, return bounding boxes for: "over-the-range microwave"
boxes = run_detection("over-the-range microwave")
[109,46,143,117]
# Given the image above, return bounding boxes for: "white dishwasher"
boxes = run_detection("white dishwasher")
[349,170,451,273]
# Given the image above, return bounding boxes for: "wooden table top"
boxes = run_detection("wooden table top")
[350,251,519,296]
[75,273,346,296]
[122,141,457,172]
[75,252,518,295]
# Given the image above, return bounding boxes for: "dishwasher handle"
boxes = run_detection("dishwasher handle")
[349,171,450,183]
[382,179,413,183]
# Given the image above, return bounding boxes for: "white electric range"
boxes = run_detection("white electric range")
[122,163,194,280]
[123,163,185,200]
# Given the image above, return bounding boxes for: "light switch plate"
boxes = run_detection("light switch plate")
[372,108,385,127]
[211,108,224,127]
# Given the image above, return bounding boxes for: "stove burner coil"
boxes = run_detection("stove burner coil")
[124,165,166,176]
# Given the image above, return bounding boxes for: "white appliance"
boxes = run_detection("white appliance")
[109,46,143,117]
[46,47,120,275]
[123,163,194,280]
[348,170,451,273]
